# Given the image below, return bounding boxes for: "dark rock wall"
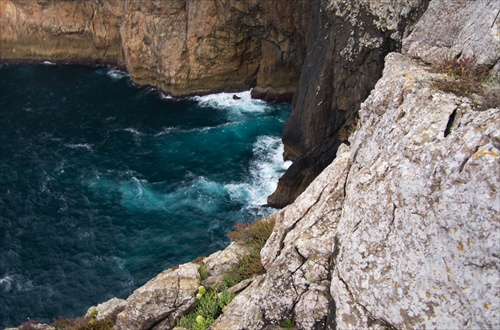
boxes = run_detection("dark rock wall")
[267,0,431,207]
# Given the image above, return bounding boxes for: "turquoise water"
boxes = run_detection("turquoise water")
[0,63,290,327]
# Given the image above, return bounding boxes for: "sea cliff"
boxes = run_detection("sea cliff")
[1,0,499,329]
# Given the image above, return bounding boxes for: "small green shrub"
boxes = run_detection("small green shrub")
[198,263,209,281]
[228,216,275,250]
[282,318,295,329]
[177,288,234,330]
[432,56,489,96]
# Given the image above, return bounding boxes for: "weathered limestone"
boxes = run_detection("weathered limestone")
[0,0,307,99]
[403,0,500,68]
[86,297,126,322]
[114,263,200,330]
[332,52,499,329]
[0,0,124,66]
[212,51,499,329]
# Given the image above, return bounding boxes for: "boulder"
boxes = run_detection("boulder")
[114,262,200,330]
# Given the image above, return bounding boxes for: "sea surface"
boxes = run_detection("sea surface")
[0,63,291,327]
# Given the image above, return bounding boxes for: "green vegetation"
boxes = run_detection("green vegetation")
[48,306,123,330]
[178,216,276,329]
[226,216,276,284]
[282,318,295,329]
[432,55,488,96]
[177,285,234,330]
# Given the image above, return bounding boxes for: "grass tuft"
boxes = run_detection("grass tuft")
[431,55,489,97]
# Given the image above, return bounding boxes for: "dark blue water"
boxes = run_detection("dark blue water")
[0,63,290,327]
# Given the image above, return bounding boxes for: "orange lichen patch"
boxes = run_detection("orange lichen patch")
[426,292,431,298]
[458,241,465,251]
[447,274,451,282]
[394,281,399,288]
[453,228,458,234]
[446,266,451,273]
[467,237,472,245]
[473,150,499,159]
[484,303,489,310]
[215,323,230,329]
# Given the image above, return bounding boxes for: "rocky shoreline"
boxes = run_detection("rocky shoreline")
[2,0,499,329]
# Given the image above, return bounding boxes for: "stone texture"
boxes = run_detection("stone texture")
[86,297,126,322]
[0,0,307,99]
[203,242,251,277]
[403,0,500,68]
[0,0,124,66]
[213,144,351,329]
[331,52,499,329]
[212,51,499,329]
[268,0,430,207]
[114,262,200,330]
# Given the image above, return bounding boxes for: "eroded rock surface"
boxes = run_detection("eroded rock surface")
[213,51,499,329]
[114,262,200,330]
[0,0,307,99]
[268,0,430,207]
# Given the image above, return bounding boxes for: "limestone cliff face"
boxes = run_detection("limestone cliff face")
[4,0,500,329]
[267,0,431,207]
[0,0,124,66]
[0,0,307,99]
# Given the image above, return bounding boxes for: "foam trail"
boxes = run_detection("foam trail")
[191,90,269,113]
[226,135,291,208]
[65,143,93,151]
[42,61,56,65]
[107,68,129,80]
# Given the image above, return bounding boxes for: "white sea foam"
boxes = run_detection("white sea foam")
[192,90,269,113]
[123,128,142,136]
[0,275,12,291]
[160,93,173,100]
[65,143,93,151]
[42,61,56,65]
[226,135,291,208]
[107,68,129,80]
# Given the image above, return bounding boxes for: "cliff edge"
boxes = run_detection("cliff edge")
[3,0,499,329]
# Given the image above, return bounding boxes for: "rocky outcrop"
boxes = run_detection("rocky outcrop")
[267,0,431,207]
[114,262,200,330]
[213,51,499,329]
[0,0,124,66]
[0,0,307,99]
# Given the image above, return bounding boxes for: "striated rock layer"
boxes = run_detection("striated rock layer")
[0,0,307,99]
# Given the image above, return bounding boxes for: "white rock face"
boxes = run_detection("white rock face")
[114,262,200,330]
[403,0,500,67]
[213,51,499,329]
[332,52,499,329]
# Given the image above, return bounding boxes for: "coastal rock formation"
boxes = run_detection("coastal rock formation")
[214,50,499,329]
[3,0,500,329]
[114,262,200,330]
[267,0,430,207]
[0,0,307,99]
[0,0,124,66]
